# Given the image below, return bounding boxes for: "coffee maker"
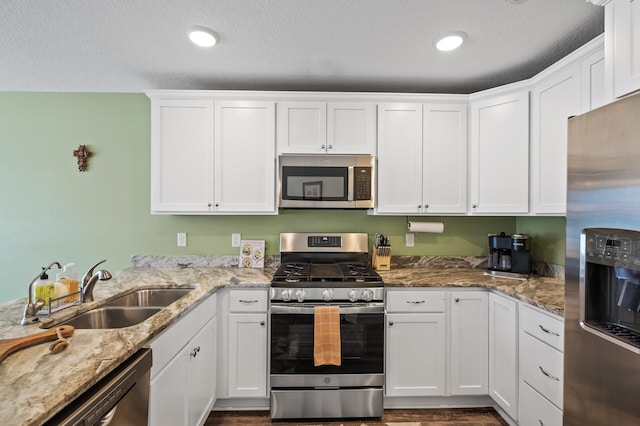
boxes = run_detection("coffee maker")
[488,232,531,277]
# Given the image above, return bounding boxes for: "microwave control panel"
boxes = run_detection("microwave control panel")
[354,167,372,200]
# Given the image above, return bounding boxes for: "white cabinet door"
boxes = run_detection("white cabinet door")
[612,0,640,98]
[450,291,488,395]
[530,65,581,215]
[581,47,606,112]
[228,313,268,397]
[214,101,276,213]
[469,90,529,214]
[277,102,326,154]
[149,348,189,426]
[386,313,446,396]
[151,99,214,213]
[327,102,376,154]
[187,319,215,426]
[376,103,423,214]
[422,103,468,214]
[488,292,518,421]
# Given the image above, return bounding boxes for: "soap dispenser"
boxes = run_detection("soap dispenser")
[33,269,55,306]
[56,263,79,302]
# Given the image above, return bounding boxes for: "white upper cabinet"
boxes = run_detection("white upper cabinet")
[150,99,215,213]
[469,87,530,214]
[376,101,467,215]
[608,0,640,98]
[277,101,375,154]
[530,64,581,215]
[376,103,423,214]
[148,94,277,215]
[214,101,276,213]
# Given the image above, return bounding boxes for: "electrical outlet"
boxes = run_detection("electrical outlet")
[177,232,187,247]
[405,233,415,247]
[232,233,241,247]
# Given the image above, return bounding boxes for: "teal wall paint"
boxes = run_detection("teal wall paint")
[0,92,564,304]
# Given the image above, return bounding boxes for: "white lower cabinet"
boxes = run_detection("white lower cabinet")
[385,289,488,398]
[148,294,217,426]
[518,304,564,426]
[450,291,488,395]
[488,292,518,421]
[226,289,269,398]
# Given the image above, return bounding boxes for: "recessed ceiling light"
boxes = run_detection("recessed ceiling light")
[434,31,467,52]
[186,26,218,47]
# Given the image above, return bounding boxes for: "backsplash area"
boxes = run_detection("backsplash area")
[131,254,564,279]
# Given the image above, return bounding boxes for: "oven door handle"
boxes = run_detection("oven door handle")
[270,303,384,314]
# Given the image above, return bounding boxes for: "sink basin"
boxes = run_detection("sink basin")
[105,288,193,307]
[61,306,162,329]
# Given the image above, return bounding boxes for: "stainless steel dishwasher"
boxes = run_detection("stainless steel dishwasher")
[44,348,152,426]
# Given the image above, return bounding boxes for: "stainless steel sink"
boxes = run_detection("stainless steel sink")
[61,306,162,329]
[105,288,194,307]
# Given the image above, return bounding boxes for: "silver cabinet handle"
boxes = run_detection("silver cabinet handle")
[239,299,258,304]
[472,204,477,208]
[407,300,425,304]
[388,321,394,326]
[425,204,429,208]
[539,366,560,382]
[328,145,333,150]
[190,346,201,358]
[539,324,560,336]
[321,144,326,149]
[207,203,212,207]
[455,298,460,302]
[539,420,544,426]
[260,321,265,326]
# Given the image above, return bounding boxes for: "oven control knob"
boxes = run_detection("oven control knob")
[361,289,374,302]
[348,289,358,302]
[281,289,293,302]
[295,289,306,302]
[322,289,334,301]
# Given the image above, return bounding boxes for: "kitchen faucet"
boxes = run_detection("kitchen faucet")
[80,259,112,303]
[21,261,62,325]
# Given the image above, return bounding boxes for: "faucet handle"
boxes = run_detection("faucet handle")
[82,259,107,284]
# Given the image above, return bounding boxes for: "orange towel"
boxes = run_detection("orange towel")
[313,306,341,366]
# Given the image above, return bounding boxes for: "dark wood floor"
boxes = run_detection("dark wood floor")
[206,408,508,425]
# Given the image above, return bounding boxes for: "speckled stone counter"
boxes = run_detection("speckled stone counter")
[0,267,272,426]
[0,264,563,426]
[379,268,565,316]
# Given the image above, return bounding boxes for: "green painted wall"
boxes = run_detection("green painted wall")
[516,216,566,266]
[0,92,564,305]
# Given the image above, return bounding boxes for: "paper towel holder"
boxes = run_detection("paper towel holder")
[407,220,445,233]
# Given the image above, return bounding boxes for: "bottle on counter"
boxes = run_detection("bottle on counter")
[56,263,79,303]
[33,269,55,306]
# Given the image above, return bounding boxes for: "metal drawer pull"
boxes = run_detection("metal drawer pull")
[539,324,560,336]
[539,366,560,381]
[406,300,426,304]
[239,299,259,304]
[539,420,544,426]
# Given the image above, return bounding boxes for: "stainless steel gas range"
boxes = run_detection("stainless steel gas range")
[269,232,384,420]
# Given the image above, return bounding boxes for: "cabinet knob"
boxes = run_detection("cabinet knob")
[320,145,326,149]
[472,204,477,208]
[418,205,422,209]
[388,321,394,326]
[455,298,460,303]
[425,204,429,208]
[190,346,201,358]
[215,203,219,207]
[328,145,333,150]
[260,321,265,326]
[207,203,212,207]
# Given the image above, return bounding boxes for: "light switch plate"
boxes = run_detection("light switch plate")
[405,233,415,247]
[177,232,187,247]
[232,233,241,247]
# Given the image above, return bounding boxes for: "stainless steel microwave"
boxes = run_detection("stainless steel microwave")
[278,155,375,209]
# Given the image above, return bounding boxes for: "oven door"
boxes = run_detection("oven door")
[270,303,384,387]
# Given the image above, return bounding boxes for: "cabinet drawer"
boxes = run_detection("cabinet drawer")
[386,290,446,313]
[520,332,563,409]
[229,289,268,312]
[520,304,564,352]
[519,380,562,426]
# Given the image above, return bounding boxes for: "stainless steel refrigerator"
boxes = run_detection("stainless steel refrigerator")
[565,90,640,425]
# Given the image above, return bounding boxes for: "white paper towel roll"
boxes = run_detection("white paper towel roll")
[407,221,445,233]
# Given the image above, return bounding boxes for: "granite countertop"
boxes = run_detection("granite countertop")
[0,267,272,426]
[379,268,565,316]
[0,265,564,426]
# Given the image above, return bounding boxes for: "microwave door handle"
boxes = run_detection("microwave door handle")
[348,166,354,201]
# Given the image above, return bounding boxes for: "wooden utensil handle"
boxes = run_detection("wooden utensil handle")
[0,325,75,363]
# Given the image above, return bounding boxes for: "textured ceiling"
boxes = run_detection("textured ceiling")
[0,0,604,94]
